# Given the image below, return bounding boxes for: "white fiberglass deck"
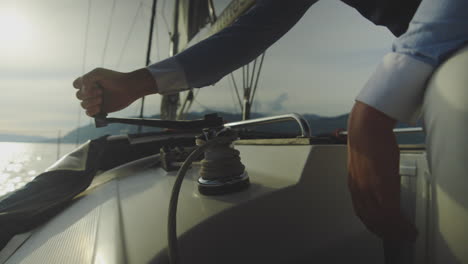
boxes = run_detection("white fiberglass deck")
[3,144,430,264]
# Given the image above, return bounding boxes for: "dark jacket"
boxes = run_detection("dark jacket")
[173,0,422,88]
[342,0,421,36]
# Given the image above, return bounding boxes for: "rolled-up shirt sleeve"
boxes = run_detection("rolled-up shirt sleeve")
[147,56,189,95]
[356,53,434,124]
[147,0,316,95]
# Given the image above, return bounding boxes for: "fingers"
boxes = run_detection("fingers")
[86,105,101,117]
[75,77,103,117]
[79,95,102,117]
[75,86,102,100]
[76,85,103,117]
[73,68,106,89]
[73,68,113,117]
[78,68,103,85]
[80,96,102,109]
[72,77,82,89]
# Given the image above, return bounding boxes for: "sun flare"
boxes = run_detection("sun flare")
[0,8,32,50]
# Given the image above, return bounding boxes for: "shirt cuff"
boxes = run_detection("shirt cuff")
[356,53,434,125]
[146,57,189,95]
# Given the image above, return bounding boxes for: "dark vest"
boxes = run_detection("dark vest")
[341,0,422,36]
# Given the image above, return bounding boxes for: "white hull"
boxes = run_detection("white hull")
[2,143,430,264]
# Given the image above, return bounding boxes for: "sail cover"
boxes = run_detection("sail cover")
[0,132,196,251]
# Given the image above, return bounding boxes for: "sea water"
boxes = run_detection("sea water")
[0,142,77,197]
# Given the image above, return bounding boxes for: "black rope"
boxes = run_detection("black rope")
[167,136,238,264]
[198,142,245,180]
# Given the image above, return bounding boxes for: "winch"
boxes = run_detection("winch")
[196,128,249,195]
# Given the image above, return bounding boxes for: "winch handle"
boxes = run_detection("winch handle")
[93,83,108,128]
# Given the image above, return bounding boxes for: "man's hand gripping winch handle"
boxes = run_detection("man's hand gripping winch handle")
[93,83,108,128]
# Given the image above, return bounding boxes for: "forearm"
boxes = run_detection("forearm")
[128,68,159,98]
[176,0,315,88]
[347,102,399,193]
[147,0,316,94]
[347,101,408,239]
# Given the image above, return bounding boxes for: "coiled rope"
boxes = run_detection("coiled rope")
[197,138,245,181]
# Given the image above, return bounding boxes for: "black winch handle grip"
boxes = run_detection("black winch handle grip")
[93,83,109,128]
[94,112,108,128]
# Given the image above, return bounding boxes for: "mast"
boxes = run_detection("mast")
[160,0,181,121]
[138,0,158,132]
[160,0,258,121]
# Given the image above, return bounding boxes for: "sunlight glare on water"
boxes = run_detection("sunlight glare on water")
[0,143,31,196]
[0,142,76,197]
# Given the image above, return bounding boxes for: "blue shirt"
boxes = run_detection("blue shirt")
[394,0,468,66]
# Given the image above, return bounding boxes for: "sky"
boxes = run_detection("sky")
[0,0,395,137]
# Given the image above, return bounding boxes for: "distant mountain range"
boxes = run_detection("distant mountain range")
[58,112,343,143]
[0,134,51,143]
[1,111,424,144]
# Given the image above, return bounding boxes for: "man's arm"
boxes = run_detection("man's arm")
[75,0,317,115]
[347,101,417,241]
[173,0,316,88]
[73,68,156,116]
[148,0,317,94]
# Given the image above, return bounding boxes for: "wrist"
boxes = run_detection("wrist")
[127,68,158,98]
[348,101,399,173]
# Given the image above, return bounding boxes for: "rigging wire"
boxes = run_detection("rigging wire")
[230,73,242,109]
[184,52,266,119]
[138,0,158,133]
[184,88,201,114]
[174,6,269,120]
[154,1,161,61]
[145,0,158,67]
[81,0,92,86]
[249,57,258,88]
[161,0,171,36]
[246,63,250,90]
[250,51,266,103]
[177,90,193,120]
[227,78,241,115]
[193,98,220,113]
[116,1,144,69]
[75,0,93,146]
[101,0,118,66]
[241,65,246,91]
